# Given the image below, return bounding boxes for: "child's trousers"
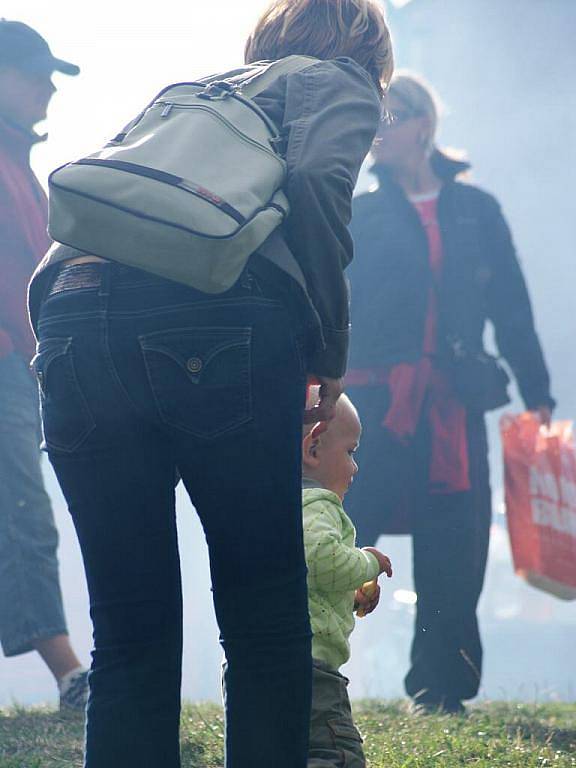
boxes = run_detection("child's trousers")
[309,659,366,768]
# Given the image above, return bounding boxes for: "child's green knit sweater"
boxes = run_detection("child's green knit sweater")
[303,486,380,670]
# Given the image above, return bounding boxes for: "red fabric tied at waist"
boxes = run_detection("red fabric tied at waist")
[344,367,391,387]
[344,193,470,496]
[345,361,470,494]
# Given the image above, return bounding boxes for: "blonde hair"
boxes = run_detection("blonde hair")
[245,0,394,94]
[388,71,443,151]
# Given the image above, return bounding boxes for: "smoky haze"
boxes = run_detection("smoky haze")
[0,0,574,706]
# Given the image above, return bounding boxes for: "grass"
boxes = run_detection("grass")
[0,701,574,767]
[357,701,576,768]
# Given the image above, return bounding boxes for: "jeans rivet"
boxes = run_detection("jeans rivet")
[186,357,203,373]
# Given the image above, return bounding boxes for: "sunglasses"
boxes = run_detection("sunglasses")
[380,108,420,127]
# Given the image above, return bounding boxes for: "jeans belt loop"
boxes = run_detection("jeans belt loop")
[98,261,113,298]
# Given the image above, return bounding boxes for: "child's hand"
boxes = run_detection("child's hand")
[362,547,393,578]
[355,580,380,618]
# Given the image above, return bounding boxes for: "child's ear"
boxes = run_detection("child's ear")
[302,431,321,468]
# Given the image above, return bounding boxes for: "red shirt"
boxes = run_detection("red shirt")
[410,192,442,355]
[0,117,50,361]
[383,189,471,494]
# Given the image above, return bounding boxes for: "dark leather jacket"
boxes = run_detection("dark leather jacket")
[348,153,555,410]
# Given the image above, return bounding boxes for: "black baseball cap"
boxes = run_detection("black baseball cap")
[0,19,80,76]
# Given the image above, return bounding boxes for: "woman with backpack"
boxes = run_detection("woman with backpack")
[28,2,393,766]
[345,72,554,715]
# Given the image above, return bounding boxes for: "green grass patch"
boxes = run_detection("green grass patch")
[0,701,574,767]
[357,701,576,768]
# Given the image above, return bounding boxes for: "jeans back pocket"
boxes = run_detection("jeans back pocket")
[139,326,252,440]
[31,337,96,452]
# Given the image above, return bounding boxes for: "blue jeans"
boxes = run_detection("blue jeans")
[34,261,312,768]
[0,352,67,656]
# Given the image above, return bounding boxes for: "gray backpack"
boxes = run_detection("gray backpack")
[48,56,317,294]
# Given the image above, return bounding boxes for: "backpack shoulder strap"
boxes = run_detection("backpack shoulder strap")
[238,55,319,99]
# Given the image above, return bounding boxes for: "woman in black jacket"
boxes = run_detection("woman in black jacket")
[346,73,554,714]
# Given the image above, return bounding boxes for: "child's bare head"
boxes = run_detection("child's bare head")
[303,388,361,500]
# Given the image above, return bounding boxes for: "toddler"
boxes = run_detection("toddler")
[303,389,392,767]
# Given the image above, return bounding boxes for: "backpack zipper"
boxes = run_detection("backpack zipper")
[152,101,285,168]
[158,96,277,138]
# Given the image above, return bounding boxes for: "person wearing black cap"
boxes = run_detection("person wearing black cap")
[0,19,87,710]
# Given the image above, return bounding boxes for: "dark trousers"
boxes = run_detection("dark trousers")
[346,386,491,702]
[34,262,312,768]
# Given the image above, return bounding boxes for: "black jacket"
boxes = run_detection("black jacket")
[348,153,554,410]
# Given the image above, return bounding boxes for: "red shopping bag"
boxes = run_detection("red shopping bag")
[500,412,576,600]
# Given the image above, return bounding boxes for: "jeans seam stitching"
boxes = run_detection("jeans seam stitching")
[39,340,96,453]
[100,315,144,417]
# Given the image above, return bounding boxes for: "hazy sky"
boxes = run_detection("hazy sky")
[4,0,272,183]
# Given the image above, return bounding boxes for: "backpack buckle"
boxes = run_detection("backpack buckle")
[197,81,239,101]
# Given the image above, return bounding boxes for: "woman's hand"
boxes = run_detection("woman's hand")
[303,375,344,425]
[534,406,552,428]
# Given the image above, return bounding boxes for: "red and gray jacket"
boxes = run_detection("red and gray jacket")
[0,116,50,363]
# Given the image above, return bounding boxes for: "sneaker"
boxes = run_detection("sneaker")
[409,700,440,717]
[443,698,467,716]
[59,667,89,712]
[409,697,466,717]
